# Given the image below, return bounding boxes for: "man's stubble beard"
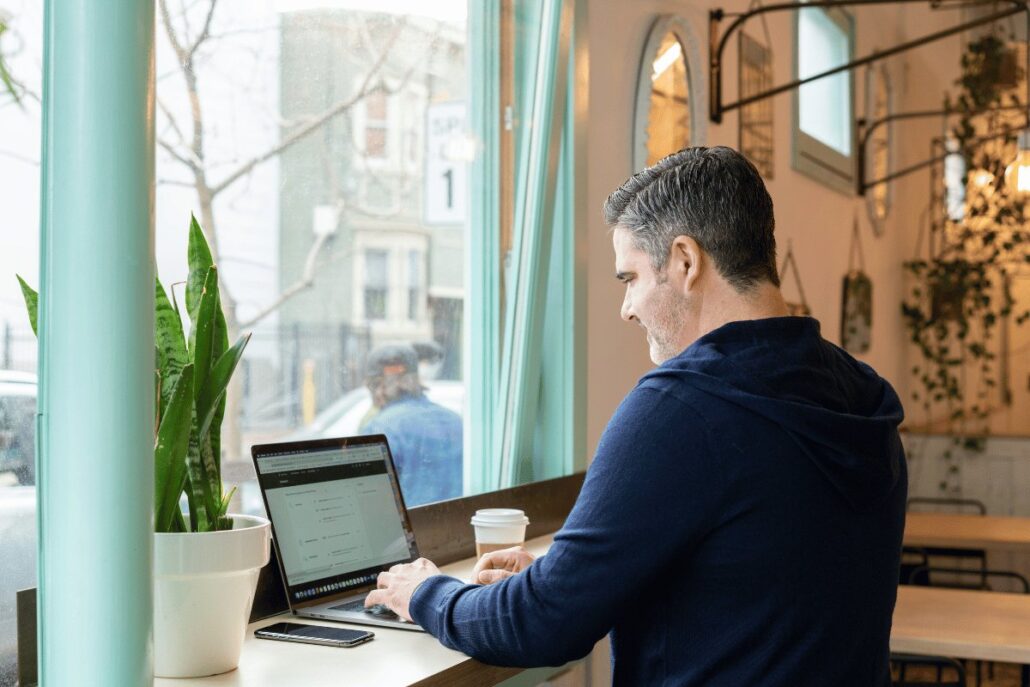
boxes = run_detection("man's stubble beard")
[644,281,690,365]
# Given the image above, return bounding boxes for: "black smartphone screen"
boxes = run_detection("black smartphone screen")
[256,622,374,646]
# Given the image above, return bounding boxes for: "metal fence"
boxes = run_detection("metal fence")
[240,322,373,431]
[1,319,375,432]
[1,323,36,374]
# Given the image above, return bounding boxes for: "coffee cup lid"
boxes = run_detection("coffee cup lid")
[470,508,530,527]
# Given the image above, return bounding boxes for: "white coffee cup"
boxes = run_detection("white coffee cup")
[470,508,530,558]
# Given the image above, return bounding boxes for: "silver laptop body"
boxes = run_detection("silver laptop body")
[252,434,426,632]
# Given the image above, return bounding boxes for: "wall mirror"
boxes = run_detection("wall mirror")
[865,62,893,235]
[634,16,706,170]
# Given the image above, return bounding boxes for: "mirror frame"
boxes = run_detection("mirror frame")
[864,61,894,235]
[633,15,707,171]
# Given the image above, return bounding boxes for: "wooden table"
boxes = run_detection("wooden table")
[155,535,558,687]
[905,512,1030,552]
[892,586,1030,663]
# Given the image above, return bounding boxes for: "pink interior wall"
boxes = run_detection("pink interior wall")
[583,0,966,456]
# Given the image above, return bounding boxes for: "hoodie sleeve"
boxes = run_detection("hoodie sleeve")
[409,385,723,667]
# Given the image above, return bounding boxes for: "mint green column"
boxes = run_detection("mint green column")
[467,0,503,494]
[38,1,155,684]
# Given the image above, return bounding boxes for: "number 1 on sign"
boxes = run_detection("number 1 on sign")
[443,168,453,209]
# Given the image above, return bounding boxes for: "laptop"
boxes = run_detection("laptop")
[251,434,426,632]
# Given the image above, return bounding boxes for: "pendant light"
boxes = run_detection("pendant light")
[1004,130,1030,195]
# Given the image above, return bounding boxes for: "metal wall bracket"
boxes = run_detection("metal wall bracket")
[856,105,1030,195]
[709,0,1029,125]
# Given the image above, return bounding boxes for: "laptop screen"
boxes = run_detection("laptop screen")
[253,436,419,606]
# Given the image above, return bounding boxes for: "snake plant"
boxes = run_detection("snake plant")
[17,215,250,533]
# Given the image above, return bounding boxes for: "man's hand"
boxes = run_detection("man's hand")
[365,557,441,622]
[471,546,536,585]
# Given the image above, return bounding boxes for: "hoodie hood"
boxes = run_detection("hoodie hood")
[641,317,905,510]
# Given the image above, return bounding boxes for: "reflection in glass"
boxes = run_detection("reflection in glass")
[645,32,691,166]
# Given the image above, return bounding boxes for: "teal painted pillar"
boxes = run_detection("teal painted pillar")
[38,1,155,684]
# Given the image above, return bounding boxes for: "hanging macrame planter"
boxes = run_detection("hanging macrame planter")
[841,216,873,353]
[779,242,812,317]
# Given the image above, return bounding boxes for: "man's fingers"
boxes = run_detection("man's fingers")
[477,569,515,585]
[472,547,527,577]
[364,589,386,608]
[377,571,394,589]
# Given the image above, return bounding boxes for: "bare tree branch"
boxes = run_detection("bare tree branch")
[187,0,219,60]
[0,148,39,166]
[159,0,187,61]
[158,178,198,187]
[238,230,334,329]
[209,19,410,198]
[158,136,200,171]
[157,96,188,146]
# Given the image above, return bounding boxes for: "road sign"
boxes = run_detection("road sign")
[424,101,467,225]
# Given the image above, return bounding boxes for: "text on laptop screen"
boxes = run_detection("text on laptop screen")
[256,441,416,599]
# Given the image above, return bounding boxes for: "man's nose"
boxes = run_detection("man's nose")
[621,294,634,322]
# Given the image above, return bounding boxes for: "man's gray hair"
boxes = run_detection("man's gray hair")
[603,146,779,291]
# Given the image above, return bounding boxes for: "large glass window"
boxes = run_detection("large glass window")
[152,1,472,513]
[0,1,42,680]
[793,3,855,192]
[0,0,582,670]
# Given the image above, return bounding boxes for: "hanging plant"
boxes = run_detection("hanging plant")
[901,30,1030,494]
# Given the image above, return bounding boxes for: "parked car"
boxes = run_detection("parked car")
[285,380,464,441]
[238,381,465,516]
[0,371,37,682]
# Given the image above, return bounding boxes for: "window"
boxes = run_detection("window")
[0,0,42,677]
[2,9,585,663]
[153,5,471,515]
[364,89,388,159]
[793,3,855,193]
[407,250,423,321]
[364,249,389,321]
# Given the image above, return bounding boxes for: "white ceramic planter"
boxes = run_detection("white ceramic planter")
[153,514,271,678]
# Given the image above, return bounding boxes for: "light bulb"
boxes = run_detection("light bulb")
[1004,130,1030,195]
[969,168,995,189]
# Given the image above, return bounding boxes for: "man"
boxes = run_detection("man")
[361,343,462,507]
[367,147,906,685]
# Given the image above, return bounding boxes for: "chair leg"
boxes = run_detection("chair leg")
[1021,662,1028,687]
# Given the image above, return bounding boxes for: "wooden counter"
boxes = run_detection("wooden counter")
[155,536,557,687]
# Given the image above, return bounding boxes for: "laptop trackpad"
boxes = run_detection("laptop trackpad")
[330,599,399,619]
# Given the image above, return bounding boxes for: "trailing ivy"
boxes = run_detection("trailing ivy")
[901,31,1030,493]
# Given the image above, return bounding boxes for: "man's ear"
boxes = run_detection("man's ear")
[669,235,703,293]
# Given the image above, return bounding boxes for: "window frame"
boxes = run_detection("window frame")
[468,0,586,494]
[791,3,856,194]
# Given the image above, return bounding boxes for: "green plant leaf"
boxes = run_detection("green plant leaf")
[154,364,194,533]
[155,277,189,422]
[189,266,219,406]
[197,333,251,442]
[184,428,212,532]
[16,275,38,338]
[186,214,215,322]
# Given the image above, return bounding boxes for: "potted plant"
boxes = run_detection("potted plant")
[18,216,269,678]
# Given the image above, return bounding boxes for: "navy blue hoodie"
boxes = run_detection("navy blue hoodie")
[410,317,907,686]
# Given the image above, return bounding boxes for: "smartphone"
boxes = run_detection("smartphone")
[255,622,375,648]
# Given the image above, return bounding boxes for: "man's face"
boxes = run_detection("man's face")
[613,225,691,365]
